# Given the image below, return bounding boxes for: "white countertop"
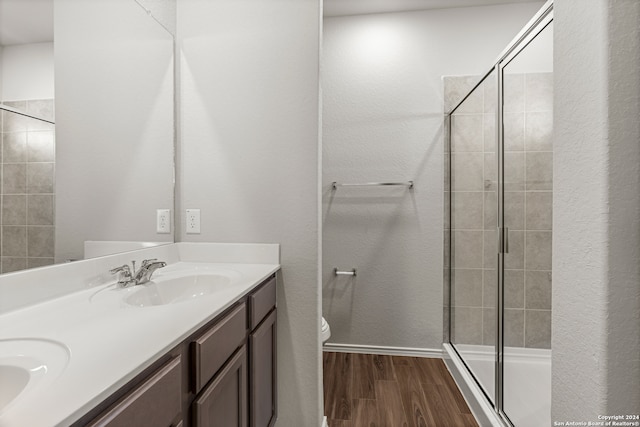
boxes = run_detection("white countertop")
[0,255,279,427]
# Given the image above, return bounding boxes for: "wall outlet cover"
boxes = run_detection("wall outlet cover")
[186,209,201,234]
[156,209,171,234]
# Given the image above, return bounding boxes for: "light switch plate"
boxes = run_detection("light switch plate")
[186,209,201,234]
[156,209,171,234]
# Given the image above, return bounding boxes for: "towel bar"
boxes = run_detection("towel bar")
[331,181,413,190]
[334,268,356,277]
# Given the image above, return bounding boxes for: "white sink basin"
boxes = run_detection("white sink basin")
[91,269,242,308]
[125,274,233,307]
[0,339,71,413]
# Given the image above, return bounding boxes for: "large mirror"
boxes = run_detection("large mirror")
[0,0,175,274]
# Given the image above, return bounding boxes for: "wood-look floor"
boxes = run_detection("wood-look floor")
[323,352,479,427]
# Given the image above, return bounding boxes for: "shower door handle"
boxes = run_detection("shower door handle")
[499,227,509,254]
[504,227,509,254]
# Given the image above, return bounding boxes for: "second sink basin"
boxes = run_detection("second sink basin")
[0,339,71,414]
[125,273,234,307]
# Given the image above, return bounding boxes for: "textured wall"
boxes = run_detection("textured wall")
[322,2,544,352]
[177,0,322,425]
[553,0,640,422]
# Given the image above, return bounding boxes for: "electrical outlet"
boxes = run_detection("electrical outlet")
[156,209,171,234]
[186,209,201,234]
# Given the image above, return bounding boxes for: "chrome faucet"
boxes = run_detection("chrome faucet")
[109,258,167,287]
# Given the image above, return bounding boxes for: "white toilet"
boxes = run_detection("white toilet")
[321,317,331,343]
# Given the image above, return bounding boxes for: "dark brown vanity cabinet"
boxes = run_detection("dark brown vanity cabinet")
[192,345,248,426]
[86,356,183,427]
[248,278,277,427]
[79,274,277,427]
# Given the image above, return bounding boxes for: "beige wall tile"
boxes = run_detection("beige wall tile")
[525,309,551,348]
[483,113,497,152]
[526,270,552,310]
[483,308,496,346]
[27,163,54,194]
[505,269,525,309]
[2,226,27,256]
[505,152,525,191]
[452,114,483,152]
[483,269,497,308]
[505,191,525,229]
[452,191,483,229]
[27,195,55,225]
[1,257,27,273]
[452,153,484,191]
[27,226,55,257]
[27,257,55,269]
[452,230,483,268]
[505,230,524,269]
[484,230,497,269]
[526,152,553,191]
[2,195,26,225]
[525,231,552,270]
[504,112,524,151]
[2,163,26,194]
[452,306,483,345]
[525,73,553,112]
[452,268,483,307]
[27,131,55,162]
[484,191,497,230]
[525,111,553,151]
[526,191,552,230]
[2,132,27,162]
[504,308,524,347]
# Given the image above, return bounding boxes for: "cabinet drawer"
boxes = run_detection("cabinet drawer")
[249,276,276,330]
[193,302,247,393]
[88,356,182,427]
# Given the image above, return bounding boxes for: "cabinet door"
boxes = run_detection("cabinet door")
[249,309,277,427]
[88,356,182,427]
[193,345,248,427]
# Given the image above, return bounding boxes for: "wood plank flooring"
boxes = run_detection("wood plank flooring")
[323,352,478,427]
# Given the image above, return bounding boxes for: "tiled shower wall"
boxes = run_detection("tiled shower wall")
[445,73,552,349]
[1,100,55,273]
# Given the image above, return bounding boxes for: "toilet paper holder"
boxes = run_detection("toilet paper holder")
[334,268,356,277]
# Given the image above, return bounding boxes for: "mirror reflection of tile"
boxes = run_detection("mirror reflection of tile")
[1,99,56,273]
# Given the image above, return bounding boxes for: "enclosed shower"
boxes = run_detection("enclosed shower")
[444,3,553,426]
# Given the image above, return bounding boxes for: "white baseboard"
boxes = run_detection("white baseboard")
[322,416,328,427]
[322,343,442,358]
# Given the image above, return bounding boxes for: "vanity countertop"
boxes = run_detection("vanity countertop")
[0,259,279,427]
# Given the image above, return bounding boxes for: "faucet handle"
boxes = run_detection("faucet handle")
[140,258,158,269]
[109,264,131,276]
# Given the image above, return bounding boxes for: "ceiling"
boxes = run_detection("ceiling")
[323,0,539,17]
[0,0,53,46]
[0,0,537,45]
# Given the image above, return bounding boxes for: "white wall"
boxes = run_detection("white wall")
[54,0,174,262]
[0,42,54,101]
[322,2,544,351]
[177,0,321,425]
[553,0,640,421]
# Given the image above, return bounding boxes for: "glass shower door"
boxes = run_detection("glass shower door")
[448,69,498,403]
[500,18,553,427]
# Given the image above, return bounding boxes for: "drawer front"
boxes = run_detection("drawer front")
[193,302,247,393]
[88,356,182,427]
[249,276,276,330]
[193,345,248,427]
